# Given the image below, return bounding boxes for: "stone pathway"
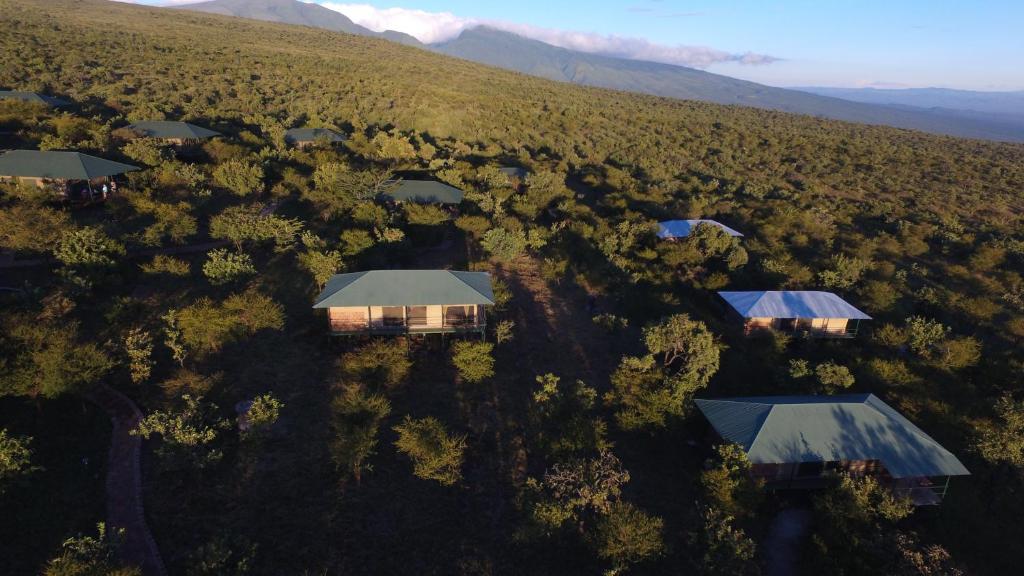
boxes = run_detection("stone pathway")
[764,507,811,576]
[87,384,167,576]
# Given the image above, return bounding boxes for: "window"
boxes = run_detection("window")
[382,306,404,326]
[777,318,797,331]
[407,306,427,326]
[445,305,476,326]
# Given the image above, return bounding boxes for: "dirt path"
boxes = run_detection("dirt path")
[86,384,166,576]
[764,507,811,576]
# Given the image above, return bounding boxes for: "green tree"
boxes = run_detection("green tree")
[202,248,256,286]
[976,394,1024,469]
[54,227,125,268]
[43,523,140,576]
[214,158,264,196]
[132,394,227,467]
[298,248,342,289]
[121,137,172,166]
[531,373,608,458]
[591,501,665,573]
[819,253,871,289]
[340,340,411,390]
[241,392,283,440]
[123,327,154,384]
[450,340,495,383]
[0,429,36,494]
[209,206,302,251]
[815,361,856,393]
[905,316,949,357]
[701,444,764,518]
[330,383,391,485]
[691,506,759,576]
[0,320,112,398]
[393,416,466,486]
[481,227,529,261]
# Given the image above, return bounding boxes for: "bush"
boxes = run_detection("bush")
[54,227,125,268]
[591,502,664,571]
[140,254,190,276]
[340,340,412,390]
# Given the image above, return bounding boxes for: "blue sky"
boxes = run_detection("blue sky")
[139,1,1024,90]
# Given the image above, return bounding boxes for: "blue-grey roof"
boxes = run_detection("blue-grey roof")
[127,120,220,140]
[0,91,69,107]
[383,180,464,204]
[284,127,345,143]
[313,270,494,308]
[498,166,529,180]
[695,394,969,478]
[719,291,871,320]
[658,219,744,238]
[0,150,139,180]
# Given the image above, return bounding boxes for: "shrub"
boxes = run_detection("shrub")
[214,158,263,196]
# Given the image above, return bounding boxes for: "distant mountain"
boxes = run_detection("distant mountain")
[432,27,1024,142]
[179,0,422,46]
[173,2,1024,142]
[795,87,1024,119]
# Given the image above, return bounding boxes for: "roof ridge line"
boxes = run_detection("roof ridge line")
[745,404,775,451]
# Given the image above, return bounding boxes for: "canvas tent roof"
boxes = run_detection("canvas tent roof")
[284,127,345,143]
[127,120,221,140]
[695,394,969,478]
[313,270,495,308]
[719,291,871,320]
[658,219,744,239]
[498,166,529,180]
[0,90,69,107]
[383,180,465,204]
[0,150,139,180]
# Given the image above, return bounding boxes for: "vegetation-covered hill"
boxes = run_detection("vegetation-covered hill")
[1,0,1023,575]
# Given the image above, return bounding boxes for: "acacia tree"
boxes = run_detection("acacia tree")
[0,429,36,494]
[330,383,391,485]
[132,394,227,468]
[591,501,665,573]
[450,341,495,384]
[700,444,764,518]
[393,416,466,486]
[976,394,1024,470]
[606,314,721,430]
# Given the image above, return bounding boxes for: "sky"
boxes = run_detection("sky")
[126,1,1024,90]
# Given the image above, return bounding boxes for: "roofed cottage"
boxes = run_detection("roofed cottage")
[284,127,345,148]
[127,120,221,145]
[382,180,464,205]
[0,90,69,107]
[313,270,494,335]
[696,394,969,504]
[658,219,743,239]
[719,290,870,338]
[0,150,138,201]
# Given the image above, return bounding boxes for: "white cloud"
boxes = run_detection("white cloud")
[319,3,778,68]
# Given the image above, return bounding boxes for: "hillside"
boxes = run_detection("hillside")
[433,27,1024,142]
[1,0,1024,575]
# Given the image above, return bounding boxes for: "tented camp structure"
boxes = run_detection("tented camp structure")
[498,166,529,187]
[695,394,970,504]
[126,120,221,145]
[382,180,465,205]
[657,219,744,239]
[284,127,345,148]
[718,290,870,338]
[0,150,138,201]
[0,90,69,107]
[313,270,494,336]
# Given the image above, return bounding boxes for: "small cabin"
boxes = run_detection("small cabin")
[284,127,346,149]
[718,290,870,338]
[313,270,494,336]
[658,219,743,240]
[498,166,529,190]
[381,180,464,205]
[695,394,970,505]
[126,120,221,146]
[0,90,69,107]
[0,150,138,202]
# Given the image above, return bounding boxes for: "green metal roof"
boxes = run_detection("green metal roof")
[383,180,465,204]
[284,127,345,143]
[313,270,494,308]
[695,394,969,478]
[0,91,69,107]
[127,120,221,140]
[0,150,139,180]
